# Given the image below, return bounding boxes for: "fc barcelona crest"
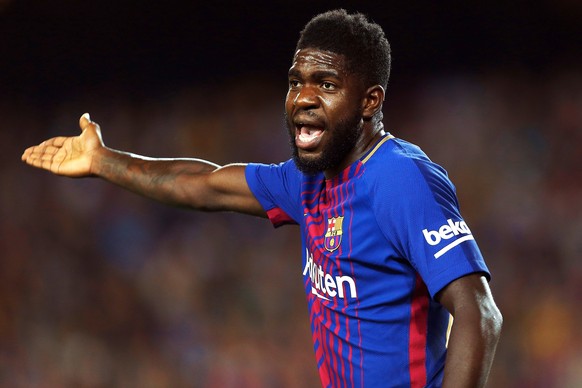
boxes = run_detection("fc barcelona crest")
[324,216,344,252]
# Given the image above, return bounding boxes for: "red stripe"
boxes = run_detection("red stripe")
[336,179,349,388]
[328,184,341,387]
[409,274,429,387]
[344,171,363,386]
[265,207,295,227]
[314,303,332,387]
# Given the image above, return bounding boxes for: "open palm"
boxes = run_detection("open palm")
[22,113,104,177]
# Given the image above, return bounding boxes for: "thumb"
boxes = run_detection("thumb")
[78,112,105,148]
[79,112,92,131]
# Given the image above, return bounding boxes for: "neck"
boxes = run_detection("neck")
[323,121,386,179]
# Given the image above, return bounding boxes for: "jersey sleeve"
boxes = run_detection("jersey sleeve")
[245,160,303,227]
[372,143,490,298]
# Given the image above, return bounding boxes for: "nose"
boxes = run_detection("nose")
[293,85,319,109]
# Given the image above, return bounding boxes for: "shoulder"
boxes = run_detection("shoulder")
[245,159,307,204]
[246,159,302,184]
[362,136,453,197]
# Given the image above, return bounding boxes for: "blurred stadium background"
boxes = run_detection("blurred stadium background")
[1,1,581,386]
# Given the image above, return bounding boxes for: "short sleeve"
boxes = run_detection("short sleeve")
[245,160,303,227]
[372,144,490,297]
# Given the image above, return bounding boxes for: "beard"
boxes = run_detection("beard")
[286,112,363,175]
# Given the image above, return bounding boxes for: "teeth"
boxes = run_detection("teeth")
[298,126,323,143]
[299,132,319,141]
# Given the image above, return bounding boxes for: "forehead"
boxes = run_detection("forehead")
[289,48,349,76]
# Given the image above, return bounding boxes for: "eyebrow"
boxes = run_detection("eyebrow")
[288,69,341,80]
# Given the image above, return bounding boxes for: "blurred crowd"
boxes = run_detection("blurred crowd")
[1,68,581,387]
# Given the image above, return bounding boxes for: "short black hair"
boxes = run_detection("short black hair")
[296,9,391,90]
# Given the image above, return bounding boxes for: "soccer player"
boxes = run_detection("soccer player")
[22,9,502,388]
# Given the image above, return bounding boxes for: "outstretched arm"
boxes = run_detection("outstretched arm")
[22,113,266,216]
[437,274,503,388]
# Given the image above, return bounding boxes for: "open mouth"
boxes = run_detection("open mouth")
[295,123,324,150]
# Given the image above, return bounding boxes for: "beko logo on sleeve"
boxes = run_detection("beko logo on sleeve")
[422,219,474,259]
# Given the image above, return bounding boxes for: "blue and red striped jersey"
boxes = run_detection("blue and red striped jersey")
[245,134,490,387]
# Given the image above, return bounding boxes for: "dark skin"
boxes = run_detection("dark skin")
[22,48,502,387]
[286,48,385,177]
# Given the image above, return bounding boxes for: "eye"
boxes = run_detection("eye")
[289,79,301,89]
[321,81,336,90]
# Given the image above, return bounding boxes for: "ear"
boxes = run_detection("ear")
[361,85,385,120]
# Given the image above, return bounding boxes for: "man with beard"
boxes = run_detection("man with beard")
[22,9,502,388]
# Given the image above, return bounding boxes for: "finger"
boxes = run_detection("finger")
[79,112,91,131]
[30,143,59,156]
[38,136,68,148]
[41,151,60,161]
[22,145,43,161]
[41,145,61,155]
[44,136,68,147]
[21,147,33,161]
[41,158,54,171]
[30,154,45,168]
[22,145,52,162]
[22,136,63,159]
[33,153,60,171]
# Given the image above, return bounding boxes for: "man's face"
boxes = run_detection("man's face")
[285,48,365,175]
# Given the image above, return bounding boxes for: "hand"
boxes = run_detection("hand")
[22,113,105,177]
